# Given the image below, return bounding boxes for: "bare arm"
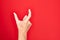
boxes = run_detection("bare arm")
[13,9,32,40]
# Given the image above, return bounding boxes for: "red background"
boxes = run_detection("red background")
[0,0,60,40]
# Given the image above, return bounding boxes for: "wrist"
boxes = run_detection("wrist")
[18,30,27,34]
[18,30,27,40]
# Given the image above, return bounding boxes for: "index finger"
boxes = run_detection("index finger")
[25,9,31,22]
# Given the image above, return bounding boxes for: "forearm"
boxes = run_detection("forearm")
[18,31,27,40]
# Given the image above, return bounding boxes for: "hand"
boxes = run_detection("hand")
[13,9,32,33]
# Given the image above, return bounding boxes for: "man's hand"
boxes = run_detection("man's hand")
[13,9,32,40]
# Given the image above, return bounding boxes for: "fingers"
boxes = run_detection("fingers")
[13,12,20,23]
[23,15,27,20]
[25,9,31,22]
[13,9,31,23]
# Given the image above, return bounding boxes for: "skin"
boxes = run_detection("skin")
[13,9,32,40]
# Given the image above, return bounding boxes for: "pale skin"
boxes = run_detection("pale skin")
[13,9,32,40]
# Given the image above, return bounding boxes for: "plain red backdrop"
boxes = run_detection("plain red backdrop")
[0,0,60,40]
